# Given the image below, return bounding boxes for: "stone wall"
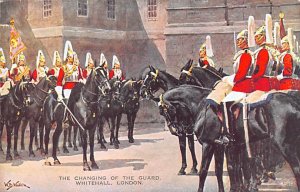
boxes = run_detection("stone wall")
[165,0,300,75]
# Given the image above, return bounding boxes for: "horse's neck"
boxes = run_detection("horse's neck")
[83,77,98,99]
[194,70,220,88]
[37,78,49,92]
[160,72,179,90]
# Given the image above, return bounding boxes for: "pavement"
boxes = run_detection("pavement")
[0,123,298,192]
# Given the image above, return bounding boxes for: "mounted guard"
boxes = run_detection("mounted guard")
[31,50,49,83]
[62,40,83,100]
[48,51,65,100]
[198,35,215,68]
[11,52,31,83]
[99,53,109,79]
[0,48,12,96]
[109,55,125,80]
[82,52,95,82]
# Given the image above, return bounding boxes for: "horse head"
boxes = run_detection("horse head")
[16,79,35,106]
[158,94,181,136]
[140,65,160,99]
[94,67,111,95]
[46,75,58,90]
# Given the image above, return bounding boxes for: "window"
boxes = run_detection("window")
[147,0,157,20]
[78,0,88,17]
[107,0,115,19]
[43,0,52,18]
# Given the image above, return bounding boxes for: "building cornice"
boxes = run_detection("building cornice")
[32,26,165,40]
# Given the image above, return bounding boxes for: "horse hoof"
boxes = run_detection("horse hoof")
[110,142,113,146]
[129,138,134,143]
[114,143,119,149]
[6,154,13,161]
[116,139,120,144]
[14,152,21,159]
[68,143,73,148]
[103,139,107,144]
[73,146,78,151]
[177,170,186,175]
[100,145,107,150]
[91,162,99,169]
[63,147,69,153]
[54,160,61,165]
[83,166,91,171]
[188,168,198,175]
[40,149,45,155]
[29,152,35,157]
[44,161,52,166]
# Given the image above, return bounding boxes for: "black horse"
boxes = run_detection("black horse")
[67,67,110,170]
[0,79,34,160]
[98,78,123,149]
[119,79,143,143]
[140,65,198,175]
[158,85,225,192]
[19,76,57,157]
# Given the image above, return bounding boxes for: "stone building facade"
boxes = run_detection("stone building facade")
[1,0,299,76]
[165,0,300,75]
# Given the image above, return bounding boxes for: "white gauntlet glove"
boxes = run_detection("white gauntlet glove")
[55,86,64,101]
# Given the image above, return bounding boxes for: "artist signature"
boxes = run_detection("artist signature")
[4,180,30,190]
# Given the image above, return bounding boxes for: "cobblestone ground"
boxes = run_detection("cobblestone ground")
[0,123,297,192]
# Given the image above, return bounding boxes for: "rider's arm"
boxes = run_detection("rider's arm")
[233,53,252,83]
[251,48,269,81]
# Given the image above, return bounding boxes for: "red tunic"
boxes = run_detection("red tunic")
[48,67,65,86]
[279,53,294,90]
[109,69,125,80]
[232,51,254,93]
[251,48,271,91]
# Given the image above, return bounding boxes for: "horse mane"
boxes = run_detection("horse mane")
[160,70,180,84]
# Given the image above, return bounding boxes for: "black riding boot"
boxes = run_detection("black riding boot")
[215,102,234,145]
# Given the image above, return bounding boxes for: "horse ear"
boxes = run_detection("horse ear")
[218,67,223,74]
[149,65,156,72]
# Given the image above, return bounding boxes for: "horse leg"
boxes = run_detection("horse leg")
[187,135,198,175]
[6,125,13,161]
[28,120,36,157]
[178,134,187,175]
[52,122,63,165]
[62,127,69,153]
[98,118,106,149]
[274,140,300,191]
[89,127,98,169]
[225,144,240,192]
[13,120,21,158]
[127,114,133,143]
[38,120,45,155]
[44,123,51,166]
[0,121,4,152]
[20,119,28,150]
[115,114,122,145]
[67,125,72,148]
[80,128,90,171]
[197,142,214,192]
[109,116,118,149]
[214,144,225,192]
[34,121,39,150]
[73,126,79,151]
